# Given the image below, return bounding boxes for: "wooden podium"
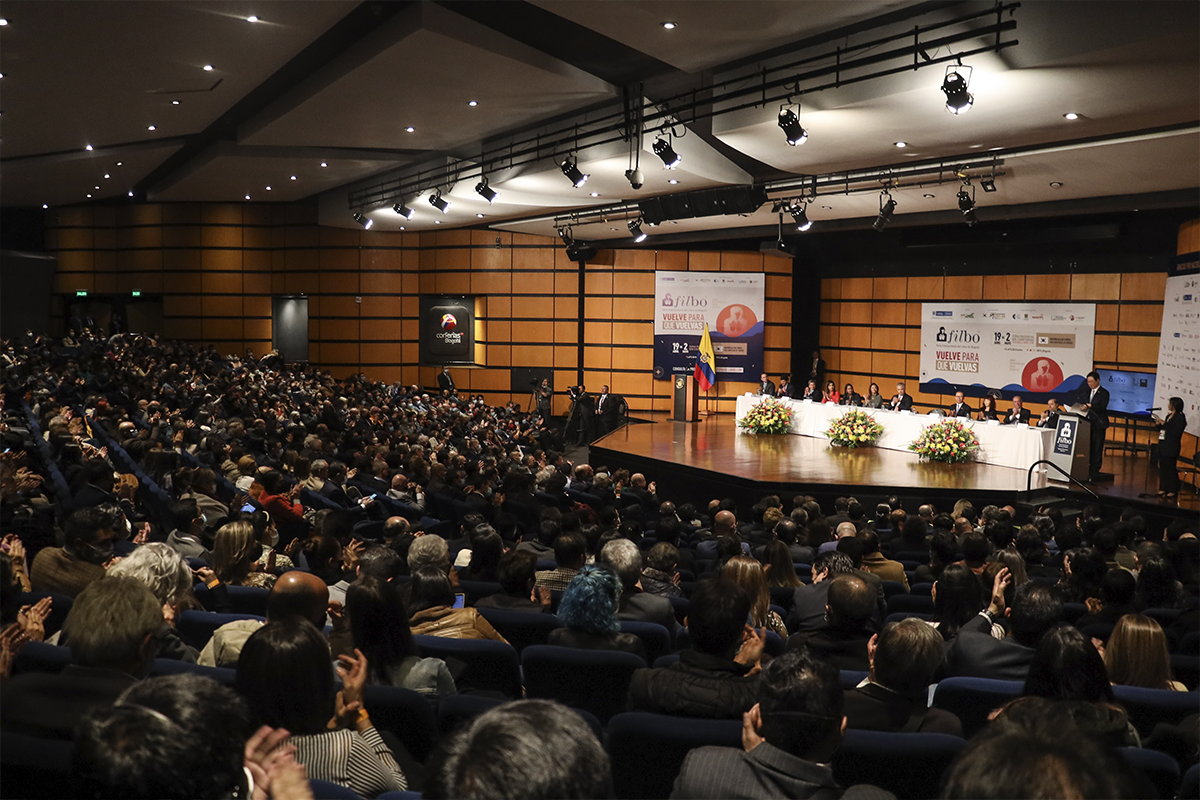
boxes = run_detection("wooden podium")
[672,375,700,422]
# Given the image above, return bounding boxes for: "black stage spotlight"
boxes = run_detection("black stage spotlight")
[873,192,896,232]
[558,227,575,247]
[628,217,648,243]
[475,177,498,204]
[352,212,373,229]
[777,107,808,146]
[560,157,589,188]
[392,201,414,219]
[653,137,681,168]
[942,66,974,115]
[790,202,812,232]
[980,176,997,193]
[429,189,450,213]
[957,187,978,226]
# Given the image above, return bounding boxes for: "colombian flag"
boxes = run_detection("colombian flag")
[694,322,716,391]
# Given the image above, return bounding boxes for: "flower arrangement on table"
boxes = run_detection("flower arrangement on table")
[908,419,980,464]
[738,396,794,435]
[825,409,884,448]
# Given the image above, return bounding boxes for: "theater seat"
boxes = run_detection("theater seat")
[1111,684,1200,739]
[1118,746,1181,799]
[362,684,440,765]
[412,635,521,698]
[436,694,602,741]
[176,610,264,651]
[476,608,561,653]
[10,641,71,676]
[1180,763,1199,800]
[607,712,742,799]
[832,729,966,800]
[148,657,237,686]
[931,677,1023,739]
[886,594,934,617]
[522,645,645,724]
[618,621,671,664]
[0,731,75,800]
[309,779,364,799]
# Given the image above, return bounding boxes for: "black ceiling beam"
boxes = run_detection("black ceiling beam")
[136,1,415,199]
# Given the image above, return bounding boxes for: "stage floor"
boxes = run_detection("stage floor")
[590,413,1197,512]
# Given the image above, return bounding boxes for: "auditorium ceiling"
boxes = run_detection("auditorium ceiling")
[2,1,1197,243]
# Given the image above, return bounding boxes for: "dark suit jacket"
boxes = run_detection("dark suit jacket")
[0,665,138,739]
[1079,385,1110,428]
[945,614,1035,681]
[596,392,622,422]
[1158,413,1186,459]
[618,590,678,635]
[889,394,914,412]
[758,381,776,396]
[437,372,455,391]
[1004,408,1031,425]
[843,682,963,736]
[672,742,848,800]
[947,402,973,418]
[1038,411,1060,429]
[808,358,827,387]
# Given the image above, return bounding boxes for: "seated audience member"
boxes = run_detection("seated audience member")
[601,538,678,634]
[107,543,199,662]
[1075,569,1138,628]
[1015,526,1059,580]
[786,574,875,672]
[946,576,1064,681]
[346,575,455,697]
[213,519,276,590]
[843,618,963,736]
[672,649,888,800]
[1,576,162,739]
[256,470,307,525]
[930,563,1004,646]
[723,555,788,637]
[426,700,610,800]
[408,567,508,643]
[913,530,957,585]
[858,530,909,590]
[787,551,866,634]
[515,519,558,558]
[535,531,586,591]
[74,674,311,800]
[763,540,803,590]
[1001,625,1139,747]
[459,526,503,583]
[30,506,117,596]
[834,537,887,620]
[549,566,646,659]
[1103,613,1188,691]
[237,618,406,797]
[939,697,1150,799]
[198,569,332,668]
[641,542,683,598]
[628,578,764,719]
[1058,547,1107,604]
[474,550,550,613]
[249,510,295,572]
[1135,556,1189,609]
[164,498,215,565]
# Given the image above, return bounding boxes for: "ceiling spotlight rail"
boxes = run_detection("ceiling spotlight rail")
[346,4,1020,212]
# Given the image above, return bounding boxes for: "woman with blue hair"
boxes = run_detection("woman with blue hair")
[548,566,647,660]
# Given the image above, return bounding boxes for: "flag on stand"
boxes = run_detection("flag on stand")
[694,322,716,392]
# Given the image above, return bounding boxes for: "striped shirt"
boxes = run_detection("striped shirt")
[289,726,406,798]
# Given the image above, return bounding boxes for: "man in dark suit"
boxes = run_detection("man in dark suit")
[888,382,913,412]
[946,390,973,418]
[595,384,622,435]
[1037,397,1061,429]
[758,373,776,397]
[672,650,887,800]
[1004,395,1031,425]
[946,578,1062,681]
[1076,371,1110,481]
[807,350,826,390]
[436,366,455,393]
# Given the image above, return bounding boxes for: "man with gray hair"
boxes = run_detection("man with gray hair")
[600,538,676,634]
[1,576,163,739]
[305,459,328,492]
[408,534,450,575]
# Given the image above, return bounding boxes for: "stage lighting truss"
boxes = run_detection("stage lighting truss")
[942,63,974,115]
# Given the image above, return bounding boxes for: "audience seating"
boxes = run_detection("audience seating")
[885,594,934,617]
[1180,763,1199,800]
[1060,602,1088,625]
[0,731,75,800]
[840,669,869,689]
[667,594,689,624]
[831,729,966,800]
[1111,685,1200,739]
[1080,622,1115,644]
[909,582,934,596]
[309,778,365,799]
[1141,607,1182,627]
[10,641,71,676]
[148,657,237,686]
[474,608,560,653]
[193,583,271,616]
[1170,654,1199,690]
[456,580,503,605]
[1118,746,1182,799]
[886,611,933,624]
[362,684,440,765]
[412,635,521,698]
[176,610,264,651]
[522,645,646,724]
[931,677,1023,738]
[607,712,741,799]
[880,580,908,599]
[436,692,602,740]
[618,621,671,665]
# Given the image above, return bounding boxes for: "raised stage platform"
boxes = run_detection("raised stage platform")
[588,413,1197,521]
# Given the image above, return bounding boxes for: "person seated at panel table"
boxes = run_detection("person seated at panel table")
[978,395,1000,421]
[946,390,973,418]
[802,379,821,401]
[1038,398,1061,429]
[822,381,840,404]
[1004,395,1032,425]
[888,382,913,412]
[777,374,794,399]
[758,373,776,397]
[864,383,884,409]
[841,384,863,407]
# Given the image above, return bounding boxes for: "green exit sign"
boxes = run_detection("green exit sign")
[131,291,141,297]
[75,291,88,297]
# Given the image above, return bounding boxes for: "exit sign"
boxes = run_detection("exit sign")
[75,291,88,297]
[131,291,141,297]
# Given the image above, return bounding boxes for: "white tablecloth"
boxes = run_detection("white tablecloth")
[735,395,1054,472]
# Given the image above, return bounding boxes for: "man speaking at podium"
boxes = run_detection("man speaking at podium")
[1076,371,1110,482]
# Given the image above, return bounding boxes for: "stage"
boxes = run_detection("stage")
[588,413,1197,519]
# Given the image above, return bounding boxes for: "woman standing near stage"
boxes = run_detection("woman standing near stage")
[979,395,999,421]
[1154,397,1186,500]
[822,381,840,404]
[864,383,884,409]
[841,384,862,407]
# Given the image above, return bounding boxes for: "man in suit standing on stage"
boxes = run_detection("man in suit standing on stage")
[1004,395,1031,425]
[1038,398,1061,429]
[437,366,455,394]
[758,373,776,397]
[947,390,973,418]
[595,384,622,436]
[808,350,826,390]
[1077,371,1109,482]
[889,383,913,412]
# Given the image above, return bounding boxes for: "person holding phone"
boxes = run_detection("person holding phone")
[1153,396,1186,500]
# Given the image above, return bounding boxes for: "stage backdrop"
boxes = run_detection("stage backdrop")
[919,302,1096,400]
[1154,273,1200,437]
[654,271,764,382]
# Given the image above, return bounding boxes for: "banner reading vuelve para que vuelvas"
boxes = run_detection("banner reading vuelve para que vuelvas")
[653,272,764,382]
[919,302,1096,400]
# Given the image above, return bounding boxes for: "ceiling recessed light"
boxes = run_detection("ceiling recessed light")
[42,204,48,209]
[202,64,213,71]
[589,192,599,197]
[821,205,832,210]
[0,19,8,26]
[476,213,485,218]
[1049,181,1063,188]
[246,14,258,22]
[435,220,442,224]
[290,175,296,181]
[923,193,935,198]
[467,100,478,107]
[104,173,110,179]
[405,126,415,133]
[320,162,327,168]
[265,185,272,191]
[1063,112,1079,120]
[661,21,676,29]
[894,141,907,148]
[115,161,122,166]
[127,191,134,197]
[668,179,679,184]
[85,144,93,151]
[399,226,405,231]
[0,72,5,79]
[245,194,251,200]
[94,185,100,190]
[86,194,92,198]
[147,125,156,131]
[172,100,180,105]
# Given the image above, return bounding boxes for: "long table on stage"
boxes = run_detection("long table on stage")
[735,395,1054,473]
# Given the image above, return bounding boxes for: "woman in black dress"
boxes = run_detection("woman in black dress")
[1154,396,1186,500]
[979,395,1000,421]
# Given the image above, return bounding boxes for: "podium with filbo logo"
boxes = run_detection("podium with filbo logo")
[1047,411,1091,482]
